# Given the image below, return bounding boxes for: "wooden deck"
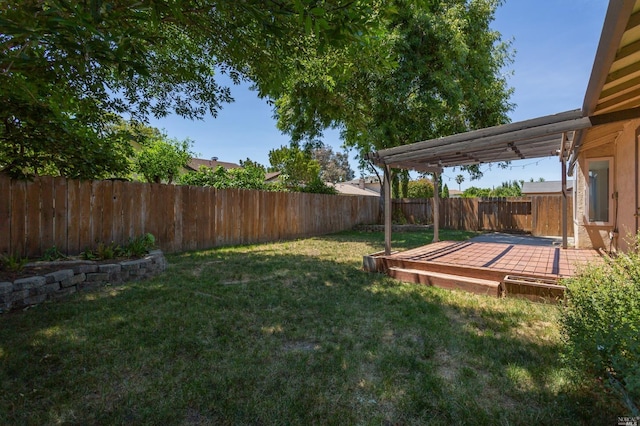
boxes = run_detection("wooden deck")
[366,240,603,301]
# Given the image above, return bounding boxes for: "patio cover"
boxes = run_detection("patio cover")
[366,0,640,255]
[365,110,583,254]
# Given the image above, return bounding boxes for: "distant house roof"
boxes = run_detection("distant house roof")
[265,171,282,182]
[330,182,380,197]
[522,180,574,195]
[344,176,380,185]
[187,158,240,171]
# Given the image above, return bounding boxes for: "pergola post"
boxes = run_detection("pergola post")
[384,164,392,255]
[433,170,440,243]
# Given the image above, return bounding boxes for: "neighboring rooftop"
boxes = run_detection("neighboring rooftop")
[521,180,574,194]
[330,182,380,197]
[187,157,240,171]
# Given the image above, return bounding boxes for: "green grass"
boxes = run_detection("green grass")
[0,229,622,424]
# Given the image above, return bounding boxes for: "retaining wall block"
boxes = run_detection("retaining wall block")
[120,260,142,271]
[73,264,98,274]
[0,282,12,295]
[9,290,29,302]
[13,276,46,291]
[98,264,121,275]
[86,273,110,282]
[61,273,86,288]
[44,269,74,284]
[42,282,61,294]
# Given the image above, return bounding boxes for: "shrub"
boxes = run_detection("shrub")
[407,179,434,198]
[0,254,28,272]
[41,245,67,261]
[122,233,156,258]
[560,239,640,415]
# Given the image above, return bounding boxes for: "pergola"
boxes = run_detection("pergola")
[365,106,640,255]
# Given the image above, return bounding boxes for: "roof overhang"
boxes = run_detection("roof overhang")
[367,0,640,175]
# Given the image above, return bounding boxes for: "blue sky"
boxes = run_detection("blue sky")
[149,1,609,190]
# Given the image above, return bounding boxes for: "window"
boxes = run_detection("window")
[587,158,612,224]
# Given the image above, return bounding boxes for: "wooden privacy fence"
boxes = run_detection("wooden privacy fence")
[392,195,573,237]
[0,175,379,257]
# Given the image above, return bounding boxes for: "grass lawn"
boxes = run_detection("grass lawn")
[0,229,622,424]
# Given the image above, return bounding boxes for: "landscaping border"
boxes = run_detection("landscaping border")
[0,250,167,313]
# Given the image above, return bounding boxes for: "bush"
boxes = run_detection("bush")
[407,179,434,198]
[560,239,640,415]
[122,233,156,258]
[0,254,27,272]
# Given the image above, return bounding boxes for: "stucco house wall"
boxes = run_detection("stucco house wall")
[574,118,640,251]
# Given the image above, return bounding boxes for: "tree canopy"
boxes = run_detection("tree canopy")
[134,137,193,184]
[1,0,513,182]
[312,146,354,183]
[272,0,514,180]
[0,0,382,178]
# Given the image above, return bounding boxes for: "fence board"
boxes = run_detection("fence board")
[52,178,68,253]
[194,186,207,249]
[99,180,114,244]
[112,181,124,244]
[10,180,26,256]
[0,176,11,255]
[39,176,55,254]
[76,180,92,251]
[66,180,81,254]
[25,180,41,257]
[121,181,134,240]
[87,181,100,248]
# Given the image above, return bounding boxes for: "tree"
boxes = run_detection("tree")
[455,174,465,191]
[491,180,521,197]
[462,186,491,198]
[268,145,335,193]
[441,183,450,199]
[179,165,266,190]
[134,137,193,184]
[312,145,354,183]
[1,0,384,178]
[239,158,267,173]
[268,145,320,188]
[273,0,514,181]
[460,180,521,198]
[407,179,434,198]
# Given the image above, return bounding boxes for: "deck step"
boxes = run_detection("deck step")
[388,267,501,297]
[502,275,566,302]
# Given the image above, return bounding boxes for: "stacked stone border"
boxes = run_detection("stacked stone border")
[0,250,167,313]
